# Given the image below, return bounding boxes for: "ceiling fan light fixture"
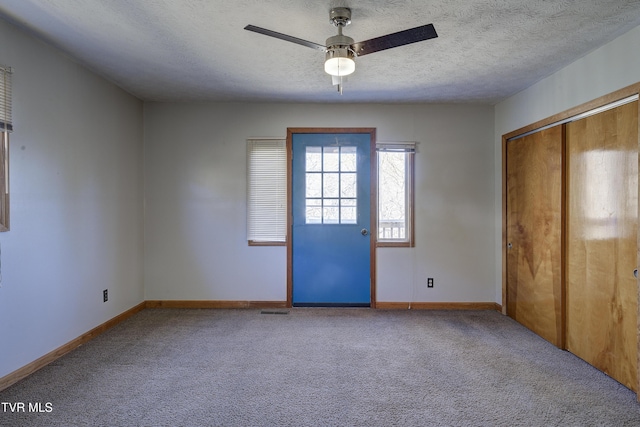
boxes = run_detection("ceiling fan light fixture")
[324,47,355,76]
[245,6,438,90]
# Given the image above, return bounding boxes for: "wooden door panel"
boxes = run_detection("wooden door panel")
[506,125,563,347]
[566,100,638,391]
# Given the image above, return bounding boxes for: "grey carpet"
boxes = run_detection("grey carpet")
[1,308,640,426]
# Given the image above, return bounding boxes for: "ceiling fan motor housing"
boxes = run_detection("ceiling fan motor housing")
[325,34,355,50]
[329,7,351,27]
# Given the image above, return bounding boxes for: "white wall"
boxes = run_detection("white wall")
[494,24,640,302]
[0,18,144,378]
[144,103,495,303]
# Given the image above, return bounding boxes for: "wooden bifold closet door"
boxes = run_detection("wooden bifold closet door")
[506,125,564,348]
[565,101,638,392]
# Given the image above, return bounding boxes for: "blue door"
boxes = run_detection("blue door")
[291,132,372,306]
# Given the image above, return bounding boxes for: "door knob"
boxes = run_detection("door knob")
[634,269,638,278]
[361,228,369,236]
[507,242,513,249]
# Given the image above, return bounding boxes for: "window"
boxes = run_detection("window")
[304,146,357,224]
[0,65,12,232]
[246,139,286,245]
[377,142,415,247]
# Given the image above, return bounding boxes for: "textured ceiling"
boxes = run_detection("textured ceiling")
[1,0,640,104]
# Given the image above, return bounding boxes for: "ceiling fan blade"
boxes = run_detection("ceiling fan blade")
[244,25,326,52]
[351,23,438,57]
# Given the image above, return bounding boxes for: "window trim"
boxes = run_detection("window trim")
[0,65,11,232]
[376,143,415,248]
[0,131,8,232]
[246,138,287,246]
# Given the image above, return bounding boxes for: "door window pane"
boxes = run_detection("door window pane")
[341,147,357,171]
[323,173,339,198]
[306,147,322,171]
[341,173,357,198]
[323,147,340,171]
[323,199,339,224]
[306,199,322,224]
[306,173,322,198]
[341,199,357,224]
[305,145,359,224]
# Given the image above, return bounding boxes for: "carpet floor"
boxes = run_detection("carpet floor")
[1,308,640,426]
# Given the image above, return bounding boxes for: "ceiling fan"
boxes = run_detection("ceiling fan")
[245,7,438,94]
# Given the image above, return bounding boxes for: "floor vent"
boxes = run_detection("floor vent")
[260,310,289,315]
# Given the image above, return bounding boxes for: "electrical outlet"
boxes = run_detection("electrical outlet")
[427,278,434,288]
[103,289,108,302]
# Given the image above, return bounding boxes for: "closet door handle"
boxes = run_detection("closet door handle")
[634,269,638,279]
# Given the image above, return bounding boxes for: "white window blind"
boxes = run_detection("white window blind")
[247,139,287,243]
[376,141,416,152]
[0,65,12,133]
